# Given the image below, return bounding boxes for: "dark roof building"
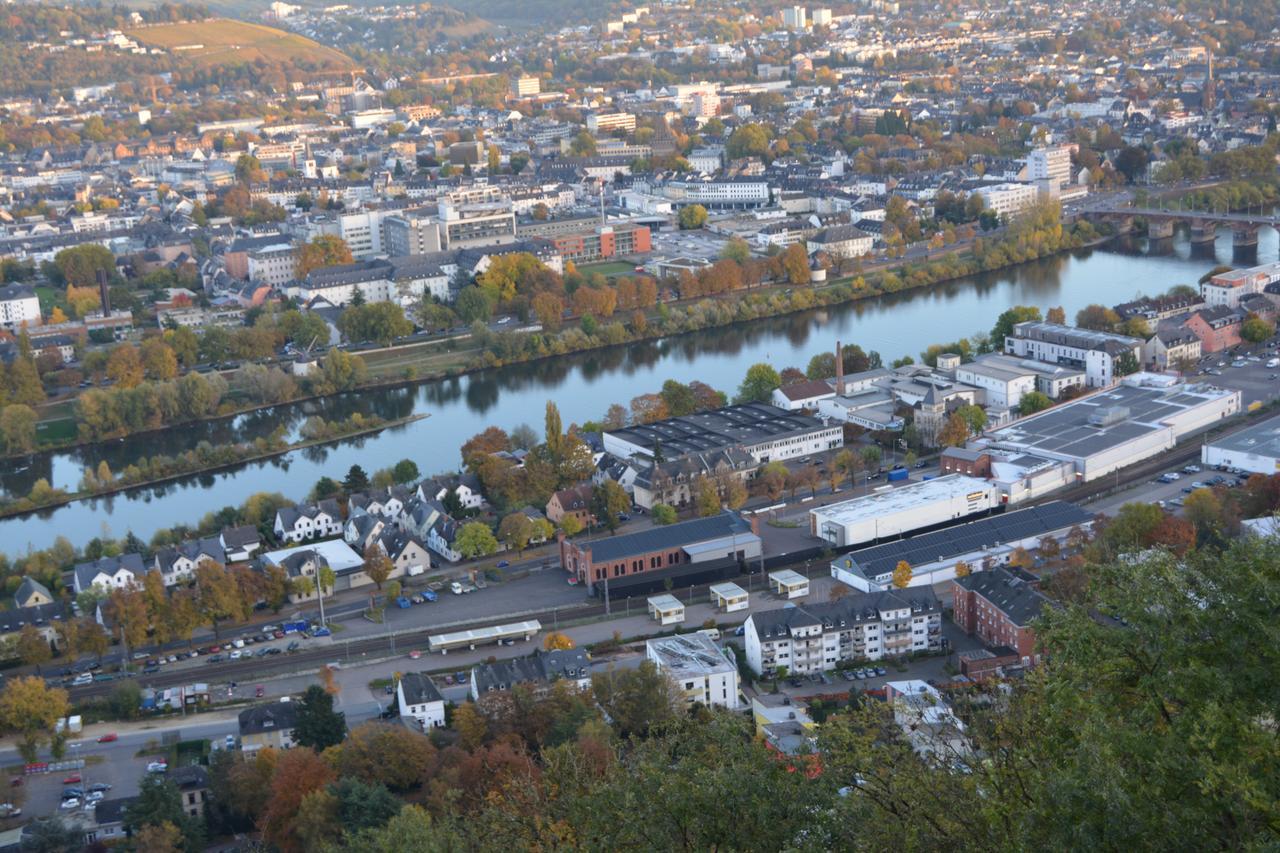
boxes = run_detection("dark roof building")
[470,649,591,700]
[952,566,1059,665]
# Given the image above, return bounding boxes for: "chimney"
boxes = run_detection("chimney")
[835,339,844,395]
[96,268,110,316]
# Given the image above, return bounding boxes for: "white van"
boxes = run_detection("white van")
[1266,358,1278,368]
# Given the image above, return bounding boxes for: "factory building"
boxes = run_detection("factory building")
[809,475,1000,549]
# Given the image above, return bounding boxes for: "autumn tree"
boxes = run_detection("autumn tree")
[361,543,393,590]
[260,747,336,853]
[695,476,721,517]
[16,624,50,672]
[543,631,576,651]
[295,235,354,278]
[106,344,145,388]
[456,522,499,558]
[195,562,248,637]
[891,560,913,589]
[498,513,535,555]
[0,676,69,762]
[453,701,489,750]
[324,722,434,792]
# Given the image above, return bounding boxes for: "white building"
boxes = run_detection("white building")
[954,358,1038,410]
[809,475,999,549]
[743,587,942,676]
[246,241,297,287]
[1201,261,1280,309]
[273,502,343,543]
[1003,321,1142,389]
[396,672,446,730]
[1201,414,1280,474]
[780,6,808,29]
[811,8,832,26]
[586,112,637,134]
[646,633,739,710]
[974,182,1040,218]
[1026,145,1073,190]
[0,284,41,330]
[662,177,771,209]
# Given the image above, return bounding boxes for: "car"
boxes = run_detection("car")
[85,791,105,804]
[255,685,265,698]
[97,733,117,743]
[1166,471,1181,480]
[72,673,92,686]
[566,576,579,585]
[1181,486,1195,494]
[422,590,437,602]
[733,625,745,637]
[232,639,245,649]
[408,650,422,659]
[207,654,223,663]
[1182,464,1201,474]
[311,627,331,637]
[225,735,236,749]
[875,666,887,676]
[617,513,629,522]
[142,665,160,674]
[0,803,21,817]
[59,798,81,810]
[63,774,81,784]
[788,677,804,688]
[286,642,300,653]
[443,674,454,686]
[914,460,929,468]
[88,783,111,793]
[265,647,282,656]
[496,560,510,568]
[62,788,83,799]
[228,651,242,660]
[273,631,285,639]
[146,761,167,773]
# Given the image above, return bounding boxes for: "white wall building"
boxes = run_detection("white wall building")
[396,672,446,730]
[809,475,999,549]
[1003,321,1142,389]
[974,182,1040,218]
[0,284,42,330]
[646,633,739,710]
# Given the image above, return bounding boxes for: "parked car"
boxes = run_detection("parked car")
[0,803,22,817]
[496,560,510,569]
[88,783,111,793]
[97,733,117,743]
[422,590,437,602]
[255,685,265,698]
[311,627,331,637]
[59,798,80,810]
[62,774,81,785]
[146,761,167,774]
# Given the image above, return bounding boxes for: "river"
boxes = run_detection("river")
[3,228,1276,551]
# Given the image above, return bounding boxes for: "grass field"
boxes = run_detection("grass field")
[126,19,352,68]
[578,261,639,279]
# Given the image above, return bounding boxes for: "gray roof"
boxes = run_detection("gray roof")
[238,700,299,736]
[399,672,444,706]
[73,553,144,590]
[0,602,67,634]
[582,511,752,564]
[954,566,1058,627]
[14,576,52,607]
[472,648,590,695]
[750,587,941,641]
[605,402,834,457]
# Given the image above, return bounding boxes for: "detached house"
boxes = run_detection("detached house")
[418,475,484,511]
[73,554,144,594]
[273,500,343,543]
[546,484,593,527]
[153,537,225,587]
[220,526,262,562]
[396,672,446,730]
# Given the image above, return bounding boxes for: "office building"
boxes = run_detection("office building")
[246,241,297,287]
[1003,321,1142,388]
[743,587,942,676]
[1026,145,1073,190]
[547,223,651,262]
[438,188,517,249]
[646,633,739,710]
[384,213,444,256]
[0,284,41,329]
[973,182,1040,218]
[780,6,808,29]
[586,112,637,134]
[511,75,541,98]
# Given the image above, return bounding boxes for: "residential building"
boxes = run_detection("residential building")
[396,672,446,730]
[952,566,1057,666]
[885,680,970,760]
[559,511,760,592]
[469,648,592,701]
[1003,321,1142,388]
[273,501,343,543]
[73,553,143,594]
[384,213,444,256]
[152,537,225,587]
[585,112,637,134]
[0,284,41,329]
[438,189,517,249]
[1143,322,1202,369]
[973,182,1040,218]
[220,526,262,562]
[1026,145,1073,190]
[246,241,297,287]
[806,224,874,260]
[546,484,593,527]
[547,223,651,262]
[743,587,943,676]
[170,766,210,819]
[1201,261,1280,308]
[14,576,53,608]
[646,633,739,709]
[511,75,541,98]
[771,379,836,411]
[629,447,757,510]
[238,699,298,753]
[780,6,808,29]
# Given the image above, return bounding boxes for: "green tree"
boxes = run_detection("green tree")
[1019,391,1053,416]
[678,204,708,230]
[331,777,402,834]
[726,123,770,159]
[735,362,781,403]
[125,775,205,852]
[52,244,115,288]
[455,286,492,323]
[0,404,38,454]
[498,513,535,555]
[456,522,499,558]
[990,305,1043,347]
[591,660,679,738]
[592,480,631,533]
[720,237,752,263]
[343,464,370,493]
[651,504,677,524]
[293,683,348,751]
[1241,314,1274,343]
[391,459,419,483]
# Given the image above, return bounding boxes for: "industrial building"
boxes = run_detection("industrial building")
[1201,415,1280,474]
[829,501,1093,592]
[809,475,1000,548]
[603,402,843,465]
[645,633,740,710]
[972,378,1241,489]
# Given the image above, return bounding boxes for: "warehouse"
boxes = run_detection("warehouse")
[1201,415,1280,474]
[976,379,1240,483]
[809,475,1000,548]
[829,501,1094,592]
[603,402,843,464]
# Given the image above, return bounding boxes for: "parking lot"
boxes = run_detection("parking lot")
[649,229,737,261]
[1189,340,1280,407]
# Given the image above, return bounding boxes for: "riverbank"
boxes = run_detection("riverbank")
[0,412,428,522]
[1,213,1104,482]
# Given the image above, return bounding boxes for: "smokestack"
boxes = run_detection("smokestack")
[96,268,110,316]
[835,339,844,395]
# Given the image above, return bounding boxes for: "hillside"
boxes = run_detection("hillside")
[436,0,632,26]
[125,18,352,69]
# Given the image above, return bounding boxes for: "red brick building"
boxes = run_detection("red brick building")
[549,224,651,263]
[546,484,593,527]
[1182,307,1242,353]
[951,567,1057,666]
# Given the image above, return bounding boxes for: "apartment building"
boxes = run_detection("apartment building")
[743,587,942,676]
[1003,321,1142,388]
[586,112,637,134]
[547,223,651,262]
[973,182,1040,218]
[1026,145,1073,190]
[438,188,517,249]
[1201,261,1280,308]
[0,284,41,329]
[246,241,297,286]
[645,633,739,710]
[384,213,443,256]
[511,75,541,97]
[663,177,771,209]
[951,566,1056,666]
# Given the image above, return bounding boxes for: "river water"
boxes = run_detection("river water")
[4,229,1275,551]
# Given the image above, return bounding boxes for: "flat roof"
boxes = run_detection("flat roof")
[834,501,1093,580]
[769,569,809,587]
[986,382,1236,461]
[646,633,735,677]
[428,620,541,649]
[647,593,685,611]
[604,402,836,457]
[810,474,995,528]
[709,581,748,600]
[1208,414,1280,459]
[262,539,363,573]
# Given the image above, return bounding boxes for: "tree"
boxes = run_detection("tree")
[678,204,708,230]
[956,404,987,436]
[720,237,752,264]
[362,543,393,590]
[736,362,781,403]
[954,560,971,578]
[0,676,68,762]
[1241,314,1274,343]
[937,412,971,447]
[891,560,913,589]
[659,380,698,418]
[16,624,51,672]
[295,235,353,278]
[235,153,267,184]
[106,344,145,388]
[1046,305,1066,324]
[318,349,368,392]
[560,514,584,537]
[543,631,575,651]
[1019,391,1053,416]
[195,562,247,637]
[455,287,492,323]
[0,404,37,454]
[544,400,564,461]
[990,305,1042,347]
[325,722,434,792]
[726,123,770,159]
[695,476,722,517]
[1076,303,1121,331]
[331,777,402,834]
[1114,145,1150,183]
[7,350,44,406]
[593,480,631,533]
[453,701,488,750]
[52,244,115,288]
[126,775,204,852]
[456,522,499,558]
[293,684,347,751]
[140,337,177,380]
[1114,350,1139,377]
[498,513,535,555]
[760,460,788,499]
[591,660,680,738]
[338,302,414,346]
[779,243,811,284]
[343,464,370,493]
[260,748,336,853]
[651,504,677,525]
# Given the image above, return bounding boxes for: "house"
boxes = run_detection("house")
[220,526,262,562]
[262,540,366,601]
[377,529,432,576]
[348,485,413,520]
[1182,306,1243,353]
[152,537,225,586]
[646,633,739,710]
[630,448,758,510]
[0,599,67,645]
[418,475,484,511]
[951,566,1057,666]
[343,514,386,552]
[73,554,144,594]
[273,500,343,543]
[169,765,210,819]
[426,516,464,563]
[885,680,970,761]
[805,224,874,259]
[743,587,943,676]
[470,648,592,701]
[771,379,836,411]
[14,576,53,608]
[1143,322,1202,370]
[88,796,137,844]
[396,672,446,730]
[546,484,593,527]
[238,699,299,753]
